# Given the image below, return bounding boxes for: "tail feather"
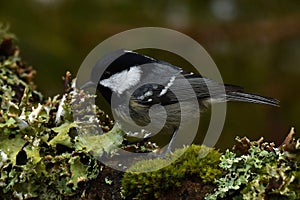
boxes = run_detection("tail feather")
[226,91,280,107]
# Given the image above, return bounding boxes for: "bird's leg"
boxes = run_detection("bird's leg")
[145,128,179,159]
[162,128,179,156]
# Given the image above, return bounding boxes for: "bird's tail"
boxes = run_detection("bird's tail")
[226,91,279,107]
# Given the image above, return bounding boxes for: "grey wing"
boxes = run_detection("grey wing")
[131,64,279,107]
[131,70,231,106]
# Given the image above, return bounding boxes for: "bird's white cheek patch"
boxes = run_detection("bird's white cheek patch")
[100,66,142,95]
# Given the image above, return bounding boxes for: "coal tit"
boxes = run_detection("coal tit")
[80,50,279,154]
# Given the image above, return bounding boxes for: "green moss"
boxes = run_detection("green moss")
[122,145,223,199]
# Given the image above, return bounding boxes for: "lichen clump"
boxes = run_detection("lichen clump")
[0,31,122,199]
[206,128,300,200]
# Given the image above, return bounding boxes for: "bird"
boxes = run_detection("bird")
[80,49,279,155]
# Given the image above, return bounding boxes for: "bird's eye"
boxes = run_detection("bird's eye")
[102,71,111,79]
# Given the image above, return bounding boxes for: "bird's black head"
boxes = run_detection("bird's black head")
[81,49,157,103]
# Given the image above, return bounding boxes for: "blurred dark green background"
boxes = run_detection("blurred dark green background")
[1,0,299,150]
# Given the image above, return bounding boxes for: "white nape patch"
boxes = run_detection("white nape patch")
[159,76,176,96]
[100,66,142,95]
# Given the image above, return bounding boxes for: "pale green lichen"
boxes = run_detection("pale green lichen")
[75,122,125,158]
[206,130,300,200]
[0,30,124,199]
[49,122,76,148]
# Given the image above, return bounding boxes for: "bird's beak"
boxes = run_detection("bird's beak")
[80,81,97,89]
